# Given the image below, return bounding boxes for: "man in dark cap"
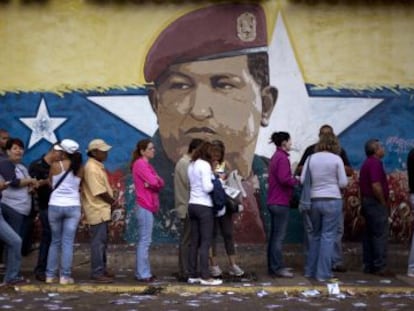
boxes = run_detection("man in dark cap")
[144,3,278,243]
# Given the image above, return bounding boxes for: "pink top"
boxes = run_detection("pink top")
[132,157,165,213]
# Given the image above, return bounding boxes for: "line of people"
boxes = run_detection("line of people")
[1,125,414,287]
[0,134,122,285]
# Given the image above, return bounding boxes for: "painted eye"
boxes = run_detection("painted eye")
[169,82,191,90]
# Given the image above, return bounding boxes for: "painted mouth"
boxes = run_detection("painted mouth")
[185,127,216,135]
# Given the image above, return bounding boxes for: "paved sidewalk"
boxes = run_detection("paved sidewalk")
[9,243,414,294]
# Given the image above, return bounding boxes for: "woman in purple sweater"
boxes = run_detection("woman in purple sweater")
[130,139,165,283]
[267,132,299,278]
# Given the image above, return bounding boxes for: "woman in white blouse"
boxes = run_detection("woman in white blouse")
[187,142,222,286]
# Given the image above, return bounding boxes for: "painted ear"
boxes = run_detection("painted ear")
[261,86,278,127]
[147,85,159,115]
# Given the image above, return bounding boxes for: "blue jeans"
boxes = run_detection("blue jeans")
[303,207,344,268]
[1,203,25,238]
[305,199,342,280]
[135,206,154,279]
[361,197,388,273]
[332,211,344,267]
[267,205,290,274]
[46,205,81,278]
[0,208,22,283]
[35,209,51,275]
[90,222,109,278]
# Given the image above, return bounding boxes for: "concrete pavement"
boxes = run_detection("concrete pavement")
[8,242,414,294]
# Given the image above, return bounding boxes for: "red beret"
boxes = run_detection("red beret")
[144,3,268,82]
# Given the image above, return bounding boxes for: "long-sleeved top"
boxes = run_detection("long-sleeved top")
[301,151,348,199]
[267,148,299,206]
[174,153,191,219]
[132,157,165,213]
[188,159,214,207]
[0,159,32,216]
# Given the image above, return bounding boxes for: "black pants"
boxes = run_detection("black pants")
[188,204,214,279]
[212,211,235,257]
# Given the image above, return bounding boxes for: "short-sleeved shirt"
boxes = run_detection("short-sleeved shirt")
[359,156,389,201]
[81,157,113,225]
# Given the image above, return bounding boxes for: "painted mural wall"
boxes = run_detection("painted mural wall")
[0,0,413,244]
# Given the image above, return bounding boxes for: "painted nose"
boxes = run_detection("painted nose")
[189,85,214,121]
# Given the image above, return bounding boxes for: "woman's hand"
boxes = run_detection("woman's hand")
[0,181,9,191]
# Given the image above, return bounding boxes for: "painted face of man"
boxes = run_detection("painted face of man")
[149,55,276,177]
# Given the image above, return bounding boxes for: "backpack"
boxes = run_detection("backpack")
[210,176,226,214]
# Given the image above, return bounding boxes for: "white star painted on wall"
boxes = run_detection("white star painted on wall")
[256,13,383,165]
[19,98,67,148]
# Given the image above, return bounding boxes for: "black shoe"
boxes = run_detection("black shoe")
[35,273,46,282]
[372,268,394,277]
[332,265,347,273]
[135,275,156,283]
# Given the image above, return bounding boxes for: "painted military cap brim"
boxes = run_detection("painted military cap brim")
[144,3,268,83]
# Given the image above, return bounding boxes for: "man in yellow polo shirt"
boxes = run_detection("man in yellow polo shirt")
[82,138,116,283]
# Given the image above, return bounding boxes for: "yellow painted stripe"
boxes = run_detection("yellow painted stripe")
[15,284,414,295]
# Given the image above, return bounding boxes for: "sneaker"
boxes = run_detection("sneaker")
[200,278,223,286]
[187,277,201,284]
[228,264,244,276]
[209,265,222,277]
[59,276,75,285]
[273,268,294,278]
[407,272,414,278]
[45,276,58,284]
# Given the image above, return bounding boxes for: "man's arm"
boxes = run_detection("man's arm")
[98,192,115,205]
[372,182,387,206]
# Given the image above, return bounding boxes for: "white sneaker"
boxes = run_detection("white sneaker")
[200,278,223,286]
[228,264,244,276]
[407,272,414,278]
[209,265,222,277]
[45,277,58,284]
[59,276,75,285]
[275,268,294,278]
[187,277,201,284]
